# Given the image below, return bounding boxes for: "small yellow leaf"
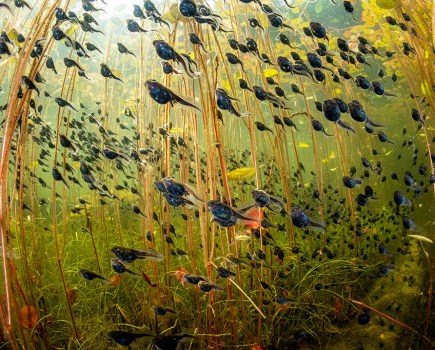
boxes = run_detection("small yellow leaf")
[222,80,231,91]
[65,24,79,37]
[298,143,310,148]
[109,274,122,286]
[227,167,256,181]
[263,69,279,78]
[376,0,396,9]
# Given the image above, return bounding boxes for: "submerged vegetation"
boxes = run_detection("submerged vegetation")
[0,0,434,348]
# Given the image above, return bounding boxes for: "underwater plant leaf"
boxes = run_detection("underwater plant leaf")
[18,305,39,329]
[376,0,397,9]
[407,235,433,244]
[142,272,158,287]
[221,80,231,91]
[66,288,78,305]
[263,68,279,78]
[241,207,263,229]
[169,127,184,134]
[298,142,310,148]
[7,29,22,47]
[1,0,434,347]
[227,167,256,180]
[164,3,188,23]
[64,23,79,37]
[174,267,189,286]
[109,274,122,286]
[235,234,252,241]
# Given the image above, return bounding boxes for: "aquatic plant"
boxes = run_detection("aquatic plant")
[0,0,434,349]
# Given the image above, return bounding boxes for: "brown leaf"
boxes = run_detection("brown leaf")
[174,267,189,287]
[67,288,77,305]
[18,305,39,329]
[141,272,158,287]
[109,273,122,286]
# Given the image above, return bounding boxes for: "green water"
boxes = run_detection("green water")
[0,0,434,349]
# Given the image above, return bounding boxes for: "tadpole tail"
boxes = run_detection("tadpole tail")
[384,92,397,97]
[387,140,397,148]
[366,118,384,128]
[229,104,243,117]
[233,210,259,222]
[62,179,70,189]
[338,120,356,134]
[113,75,124,84]
[200,43,209,53]
[283,24,294,31]
[175,53,195,78]
[67,102,78,112]
[239,61,246,73]
[172,92,201,112]
[0,3,13,14]
[294,70,317,83]
[284,0,297,8]
[23,1,32,9]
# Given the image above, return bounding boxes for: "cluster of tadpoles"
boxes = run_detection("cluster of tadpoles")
[153,177,326,233]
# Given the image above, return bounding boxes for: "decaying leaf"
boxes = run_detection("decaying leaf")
[109,273,122,286]
[18,304,39,329]
[66,288,77,305]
